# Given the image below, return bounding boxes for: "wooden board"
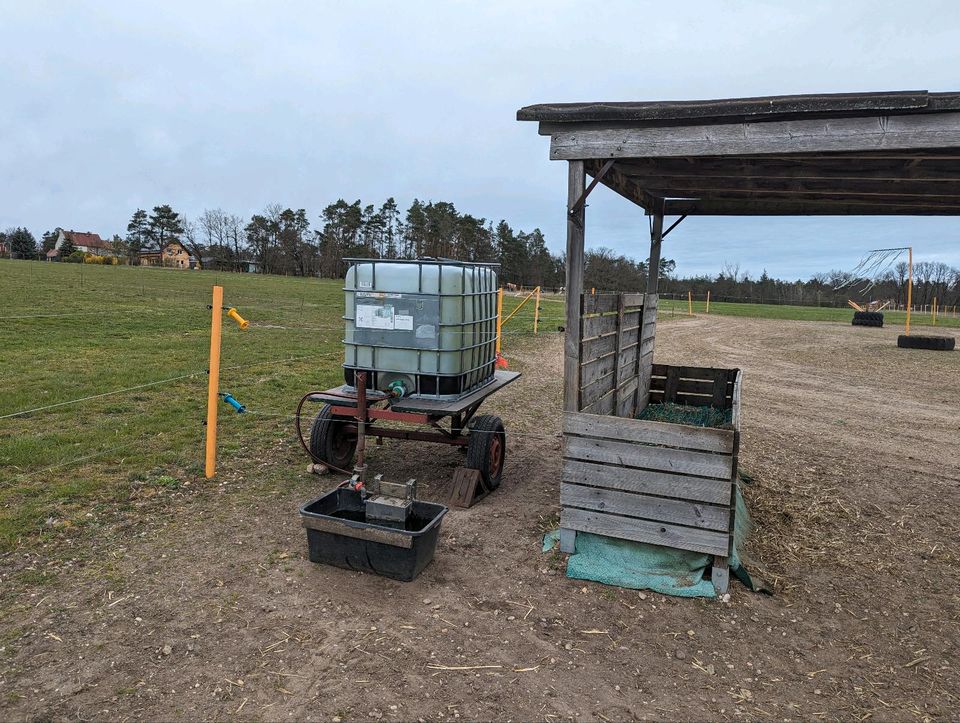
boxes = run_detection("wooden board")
[562,459,733,506]
[561,483,730,531]
[565,411,735,454]
[560,507,729,557]
[548,111,960,160]
[564,435,733,480]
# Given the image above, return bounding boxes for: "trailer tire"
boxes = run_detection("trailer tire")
[897,334,956,351]
[309,404,357,470]
[466,415,506,491]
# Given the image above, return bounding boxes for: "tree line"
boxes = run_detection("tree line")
[4,200,958,307]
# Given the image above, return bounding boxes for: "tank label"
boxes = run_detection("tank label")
[356,303,397,330]
[394,314,414,331]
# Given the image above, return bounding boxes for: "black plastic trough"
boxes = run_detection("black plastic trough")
[299,488,447,581]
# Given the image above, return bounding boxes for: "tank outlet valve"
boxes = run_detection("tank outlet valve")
[387,379,408,397]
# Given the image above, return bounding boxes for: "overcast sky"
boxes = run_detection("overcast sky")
[2,1,958,278]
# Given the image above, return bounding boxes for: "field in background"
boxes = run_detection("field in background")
[657,295,960,327]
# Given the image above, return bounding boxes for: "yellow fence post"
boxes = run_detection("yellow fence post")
[706,290,711,313]
[533,286,541,335]
[495,287,504,355]
[906,247,913,336]
[688,290,693,316]
[205,285,224,479]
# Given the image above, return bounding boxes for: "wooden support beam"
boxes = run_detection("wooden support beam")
[616,156,960,183]
[663,198,960,216]
[635,178,960,199]
[647,201,664,293]
[549,111,960,160]
[564,161,586,413]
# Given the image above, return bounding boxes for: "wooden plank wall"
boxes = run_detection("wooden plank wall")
[561,367,742,559]
[577,292,656,417]
[649,364,737,407]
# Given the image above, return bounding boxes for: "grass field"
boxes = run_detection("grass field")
[1,259,953,551]
[658,295,960,327]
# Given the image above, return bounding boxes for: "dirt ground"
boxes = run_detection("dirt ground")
[2,315,959,721]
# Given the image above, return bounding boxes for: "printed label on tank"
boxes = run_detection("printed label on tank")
[356,303,397,330]
[394,314,414,331]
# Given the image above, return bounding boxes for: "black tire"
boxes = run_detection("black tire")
[309,404,357,469]
[465,415,506,490]
[897,334,956,351]
[852,311,884,327]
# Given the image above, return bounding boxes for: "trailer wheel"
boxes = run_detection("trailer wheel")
[309,404,357,470]
[897,335,956,351]
[466,415,506,490]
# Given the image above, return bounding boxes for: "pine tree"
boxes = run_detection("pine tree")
[146,204,185,250]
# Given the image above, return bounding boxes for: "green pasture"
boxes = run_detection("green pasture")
[657,296,960,328]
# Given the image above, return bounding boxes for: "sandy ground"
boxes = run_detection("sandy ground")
[2,315,959,721]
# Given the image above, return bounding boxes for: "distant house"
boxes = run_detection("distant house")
[0,238,8,256]
[47,230,113,260]
[140,240,197,269]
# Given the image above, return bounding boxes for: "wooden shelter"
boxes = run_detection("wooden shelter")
[518,90,960,592]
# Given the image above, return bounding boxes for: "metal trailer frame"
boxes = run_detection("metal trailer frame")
[303,370,521,505]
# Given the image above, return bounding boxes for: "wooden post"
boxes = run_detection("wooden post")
[688,290,693,316]
[205,285,224,479]
[560,161,586,555]
[564,161,586,414]
[647,208,664,294]
[495,287,504,354]
[706,290,711,313]
[933,296,937,325]
[533,286,541,334]
[906,247,913,336]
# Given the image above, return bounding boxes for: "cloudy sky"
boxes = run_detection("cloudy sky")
[2,1,958,277]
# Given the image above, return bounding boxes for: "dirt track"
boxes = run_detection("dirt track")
[2,316,959,721]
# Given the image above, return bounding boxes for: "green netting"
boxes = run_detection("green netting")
[637,402,732,429]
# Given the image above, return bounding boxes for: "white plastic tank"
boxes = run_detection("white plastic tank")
[343,259,499,399]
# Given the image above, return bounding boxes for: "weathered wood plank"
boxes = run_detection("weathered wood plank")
[549,111,960,160]
[561,507,729,557]
[664,198,960,216]
[580,352,616,389]
[562,459,733,505]
[565,161,585,413]
[582,313,618,340]
[712,369,729,408]
[561,483,730,531]
[581,333,617,365]
[564,435,733,479]
[581,293,619,315]
[580,373,614,408]
[663,366,680,403]
[731,370,742,431]
[652,363,731,380]
[622,292,646,309]
[580,387,615,416]
[564,411,735,454]
[648,390,724,408]
[649,377,733,399]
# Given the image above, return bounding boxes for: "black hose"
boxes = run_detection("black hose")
[295,392,354,477]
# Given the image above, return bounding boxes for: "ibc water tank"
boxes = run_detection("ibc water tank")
[343,259,499,399]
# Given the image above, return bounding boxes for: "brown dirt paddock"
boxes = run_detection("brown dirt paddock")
[2,315,959,721]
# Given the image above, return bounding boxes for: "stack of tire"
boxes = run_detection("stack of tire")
[897,335,956,351]
[851,310,884,327]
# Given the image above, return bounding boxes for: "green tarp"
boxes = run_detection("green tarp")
[543,486,766,598]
